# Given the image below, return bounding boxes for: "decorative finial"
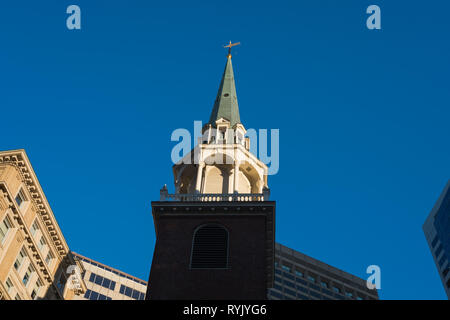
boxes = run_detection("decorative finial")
[224,40,240,58]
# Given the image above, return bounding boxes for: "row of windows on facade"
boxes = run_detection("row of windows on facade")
[84,289,112,300]
[18,188,54,264]
[89,272,117,291]
[271,273,364,300]
[3,246,44,300]
[269,288,340,301]
[119,284,146,300]
[1,207,51,300]
[1,214,55,267]
[430,235,449,272]
[274,262,372,300]
[1,187,56,268]
[87,272,146,300]
[76,255,147,286]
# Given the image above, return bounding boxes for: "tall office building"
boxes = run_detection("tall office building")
[268,243,379,300]
[0,149,86,300]
[423,180,450,299]
[72,252,147,300]
[147,46,275,299]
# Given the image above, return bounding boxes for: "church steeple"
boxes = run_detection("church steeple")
[209,45,241,128]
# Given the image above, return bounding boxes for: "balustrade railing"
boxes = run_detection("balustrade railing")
[160,191,269,202]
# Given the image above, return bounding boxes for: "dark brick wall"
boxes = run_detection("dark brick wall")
[147,203,274,300]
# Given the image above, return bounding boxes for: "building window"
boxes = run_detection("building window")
[345,290,353,298]
[190,224,228,269]
[443,268,449,278]
[332,286,341,294]
[119,284,145,300]
[38,235,47,251]
[431,235,438,248]
[23,265,35,287]
[281,265,291,273]
[89,272,116,290]
[56,273,66,294]
[45,251,54,266]
[14,247,27,271]
[15,188,27,208]
[310,291,322,299]
[5,277,14,294]
[438,255,447,268]
[31,278,43,300]
[31,220,39,237]
[435,244,443,257]
[85,289,112,300]
[0,216,12,244]
[307,275,316,283]
[295,270,304,278]
[321,281,329,288]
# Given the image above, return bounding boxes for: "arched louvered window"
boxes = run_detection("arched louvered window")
[190,224,229,269]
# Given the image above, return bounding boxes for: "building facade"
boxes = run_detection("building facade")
[0,149,86,300]
[72,252,147,300]
[423,180,450,299]
[147,48,275,299]
[268,243,379,300]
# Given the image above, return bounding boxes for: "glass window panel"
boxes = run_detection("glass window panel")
[310,291,322,299]
[298,293,309,300]
[125,287,132,297]
[284,288,296,297]
[23,272,30,286]
[281,265,291,272]
[295,270,304,278]
[284,280,295,288]
[102,278,111,289]
[94,275,103,285]
[283,272,295,280]
[431,235,438,248]
[435,244,443,257]
[297,285,308,293]
[90,291,99,300]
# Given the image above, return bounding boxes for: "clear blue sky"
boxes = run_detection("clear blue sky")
[1,1,449,299]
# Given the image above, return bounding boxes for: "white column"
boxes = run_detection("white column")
[233,161,240,193]
[195,162,205,193]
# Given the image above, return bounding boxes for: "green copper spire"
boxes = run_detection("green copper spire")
[209,53,241,127]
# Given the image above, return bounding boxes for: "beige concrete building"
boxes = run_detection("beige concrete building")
[72,252,147,300]
[0,149,86,300]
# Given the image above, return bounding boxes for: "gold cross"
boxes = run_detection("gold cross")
[224,41,240,57]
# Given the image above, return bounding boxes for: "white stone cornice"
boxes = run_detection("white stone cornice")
[0,150,69,259]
